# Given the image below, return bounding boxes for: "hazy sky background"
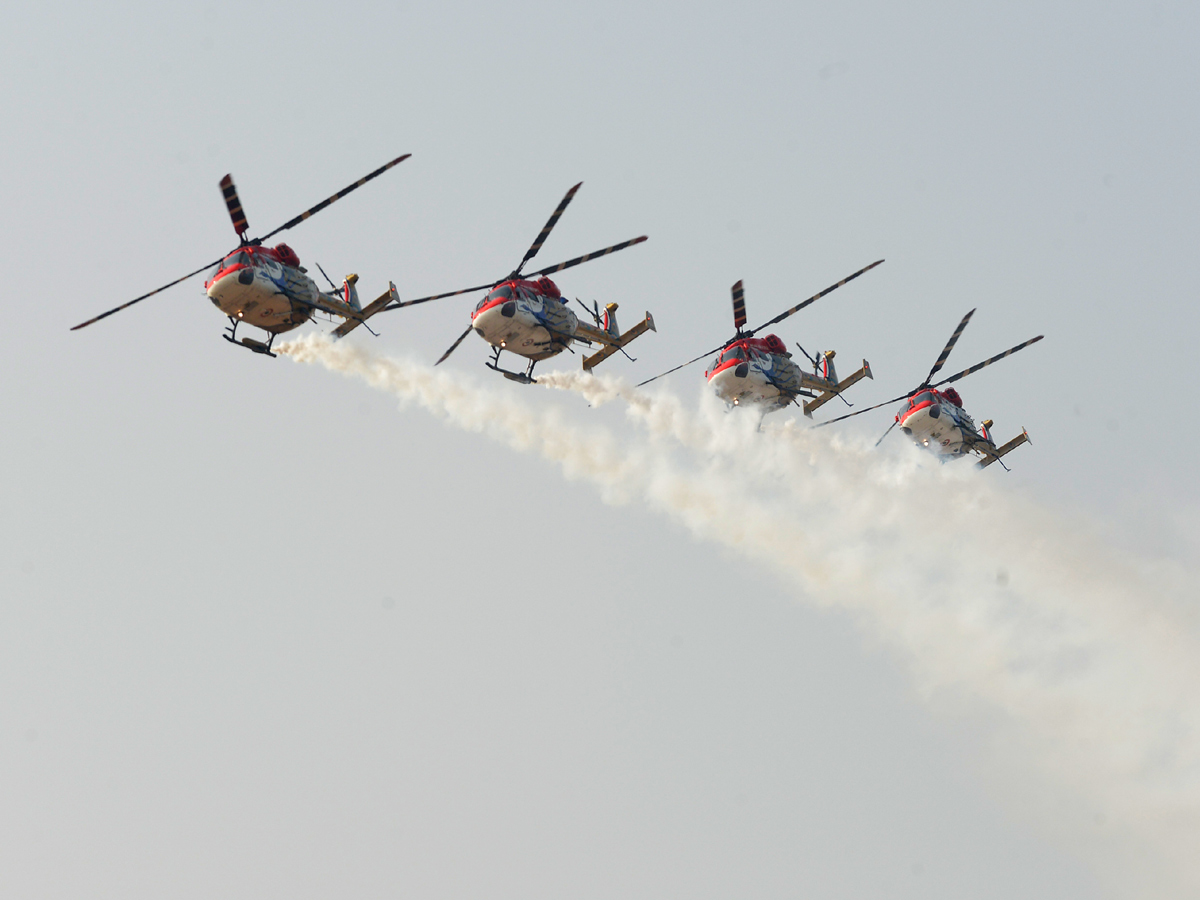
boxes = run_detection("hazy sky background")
[3,1,1198,897]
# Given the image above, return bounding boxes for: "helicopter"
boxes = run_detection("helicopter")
[819,309,1044,469]
[382,182,654,383]
[71,154,411,357]
[637,262,884,416]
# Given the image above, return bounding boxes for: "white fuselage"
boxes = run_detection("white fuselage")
[897,395,977,456]
[706,342,835,413]
[470,283,580,362]
[207,257,321,334]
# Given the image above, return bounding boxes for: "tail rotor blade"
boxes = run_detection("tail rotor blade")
[526,235,648,278]
[258,153,411,242]
[923,308,975,385]
[71,255,228,331]
[748,259,883,335]
[731,280,747,332]
[220,175,249,238]
[435,324,476,365]
[514,182,582,276]
[931,335,1045,388]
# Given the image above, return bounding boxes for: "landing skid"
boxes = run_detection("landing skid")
[485,346,537,384]
[223,317,278,358]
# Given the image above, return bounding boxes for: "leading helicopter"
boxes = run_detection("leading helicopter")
[71,154,411,357]
[637,262,884,417]
[819,309,1044,469]
[382,182,654,383]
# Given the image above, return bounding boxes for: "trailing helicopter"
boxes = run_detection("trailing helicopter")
[637,262,884,416]
[382,182,653,383]
[71,154,411,357]
[819,309,1044,469]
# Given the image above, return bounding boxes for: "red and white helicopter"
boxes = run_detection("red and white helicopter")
[638,262,884,416]
[71,154,411,357]
[820,309,1044,468]
[382,182,654,383]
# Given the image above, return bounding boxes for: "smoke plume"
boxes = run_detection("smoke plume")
[281,334,1200,897]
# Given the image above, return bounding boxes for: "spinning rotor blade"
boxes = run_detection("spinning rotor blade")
[257,153,411,242]
[747,259,884,335]
[70,255,227,331]
[385,281,497,311]
[922,308,975,385]
[220,175,249,238]
[527,235,649,278]
[385,235,649,313]
[515,182,582,275]
[816,392,913,427]
[731,280,747,332]
[931,334,1044,388]
[875,419,900,447]
[435,324,476,366]
[636,343,726,388]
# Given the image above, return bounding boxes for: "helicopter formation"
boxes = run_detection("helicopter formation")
[70,153,1045,469]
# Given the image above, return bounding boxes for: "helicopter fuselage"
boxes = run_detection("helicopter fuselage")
[205,244,355,335]
[469,277,584,362]
[705,336,837,412]
[895,389,986,457]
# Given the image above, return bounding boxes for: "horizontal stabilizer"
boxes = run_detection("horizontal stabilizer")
[978,428,1030,469]
[803,359,873,418]
[332,282,399,338]
[581,311,656,371]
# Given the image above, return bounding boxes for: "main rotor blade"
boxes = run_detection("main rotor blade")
[220,174,249,238]
[384,233,649,313]
[747,259,884,335]
[526,235,648,278]
[257,153,411,243]
[636,343,726,387]
[931,335,1044,388]
[435,324,476,365]
[922,308,975,385]
[816,392,912,427]
[875,419,900,447]
[384,281,497,311]
[731,280,747,332]
[514,182,582,276]
[71,255,227,331]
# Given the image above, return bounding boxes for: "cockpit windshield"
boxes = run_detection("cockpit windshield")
[911,391,934,407]
[717,346,747,365]
[222,250,252,270]
[477,285,512,311]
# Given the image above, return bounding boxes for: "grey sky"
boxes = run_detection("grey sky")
[2,1,1197,896]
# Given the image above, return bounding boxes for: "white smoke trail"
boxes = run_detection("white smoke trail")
[282,335,1200,897]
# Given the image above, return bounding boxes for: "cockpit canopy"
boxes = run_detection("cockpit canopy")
[222,249,252,270]
[716,346,748,365]
[477,285,513,311]
[910,391,935,407]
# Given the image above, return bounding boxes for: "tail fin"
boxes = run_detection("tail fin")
[331,281,399,339]
[343,273,362,312]
[577,303,657,371]
[802,359,873,418]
